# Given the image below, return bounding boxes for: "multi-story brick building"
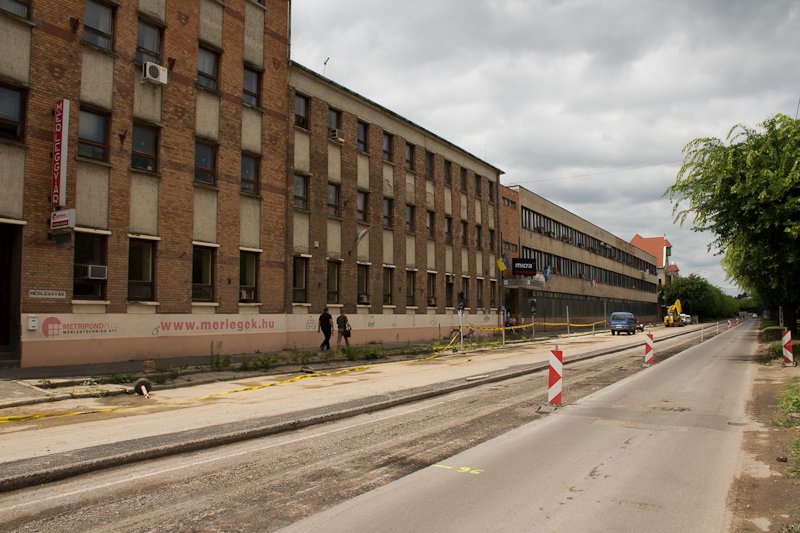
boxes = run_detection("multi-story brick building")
[0,0,655,369]
[287,62,503,339]
[1,0,290,366]
[501,186,658,325]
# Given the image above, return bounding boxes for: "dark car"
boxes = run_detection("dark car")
[610,312,637,335]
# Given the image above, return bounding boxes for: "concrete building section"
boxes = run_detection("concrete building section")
[0,15,31,83]
[80,47,115,110]
[504,186,658,325]
[75,163,109,229]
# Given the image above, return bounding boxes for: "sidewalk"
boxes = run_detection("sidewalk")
[0,329,684,492]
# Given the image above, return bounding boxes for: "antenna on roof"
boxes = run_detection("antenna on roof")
[323,57,330,76]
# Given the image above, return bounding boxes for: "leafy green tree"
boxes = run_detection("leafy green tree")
[666,113,800,334]
[662,274,738,320]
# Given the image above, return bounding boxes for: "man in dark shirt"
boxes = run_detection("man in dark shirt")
[318,307,333,352]
[336,308,351,349]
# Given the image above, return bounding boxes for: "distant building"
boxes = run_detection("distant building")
[502,187,659,325]
[630,235,679,287]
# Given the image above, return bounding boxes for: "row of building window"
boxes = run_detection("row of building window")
[72,231,499,308]
[294,95,495,202]
[1,0,266,104]
[520,246,657,293]
[1,1,269,192]
[0,82,263,193]
[72,233,259,303]
[520,206,656,274]
[294,175,497,249]
[291,257,496,309]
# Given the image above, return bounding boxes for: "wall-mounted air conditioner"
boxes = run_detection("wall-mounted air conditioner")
[240,288,256,301]
[329,128,344,142]
[428,298,436,306]
[75,264,107,280]
[358,294,369,304]
[142,61,168,85]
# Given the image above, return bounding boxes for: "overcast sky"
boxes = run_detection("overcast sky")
[291,0,800,295]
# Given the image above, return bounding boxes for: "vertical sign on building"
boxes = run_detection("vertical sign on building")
[51,99,70,208]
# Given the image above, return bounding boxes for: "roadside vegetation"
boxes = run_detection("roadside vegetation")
[666,113,800,336]
[661,273,739,320]
[764,318,800,490]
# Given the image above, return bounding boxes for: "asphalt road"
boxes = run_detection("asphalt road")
[0,325,746,532]
[281,321,758,532]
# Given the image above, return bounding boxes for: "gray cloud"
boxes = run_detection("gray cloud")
[292,0,800,295]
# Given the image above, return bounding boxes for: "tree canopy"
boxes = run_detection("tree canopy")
[661,274,738,320]
[666,113,800,333]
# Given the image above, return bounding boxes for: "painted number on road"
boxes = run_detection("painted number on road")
[433,464,483,475]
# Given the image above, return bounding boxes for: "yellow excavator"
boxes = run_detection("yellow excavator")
[664,299,683,327]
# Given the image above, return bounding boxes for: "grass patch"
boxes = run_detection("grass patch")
[778,377,800,417]
[768,340,800,362]
[777,377,800,477]
[209,355,233,371]
[340,345,383,361]
[109,373,135,384]
[780,523,800,533]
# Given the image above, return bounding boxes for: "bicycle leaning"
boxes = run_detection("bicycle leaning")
[446,326,476,343]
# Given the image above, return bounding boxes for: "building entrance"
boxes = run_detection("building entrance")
[0,224,21,360]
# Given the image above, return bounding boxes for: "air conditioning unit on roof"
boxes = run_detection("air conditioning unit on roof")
[142,61,168,85]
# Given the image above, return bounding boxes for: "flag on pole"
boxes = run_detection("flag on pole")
[353,226,370,245]
[497,254,510,272]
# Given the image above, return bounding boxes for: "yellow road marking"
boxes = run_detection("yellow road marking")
[0,366,373,424]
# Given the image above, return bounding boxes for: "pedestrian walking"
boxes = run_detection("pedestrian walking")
[336,308,352,349]
[318,307,333,352]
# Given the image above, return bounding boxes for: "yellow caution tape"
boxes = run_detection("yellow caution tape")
[0,365,373,424]
[454,321,606,333]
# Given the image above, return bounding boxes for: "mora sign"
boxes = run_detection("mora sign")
[512,258,537,276]
[51,99,70,208]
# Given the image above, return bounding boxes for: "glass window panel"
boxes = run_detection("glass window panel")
[198,48,217,77]
[136,20,160,63]
[0,86,22,122]
[0,0,29,17]
[79,111,106,144]
[85,0,111,33]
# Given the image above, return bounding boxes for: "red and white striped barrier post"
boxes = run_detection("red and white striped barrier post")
[783,329,796,367]
[727,319,732,329]
[643,333,654,366]
[548,348,563,405]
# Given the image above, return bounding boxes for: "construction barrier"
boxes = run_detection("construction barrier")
[644,333,654,366]
[783,329,796,367]
[466,320,606,333]
[548,349,563,405]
